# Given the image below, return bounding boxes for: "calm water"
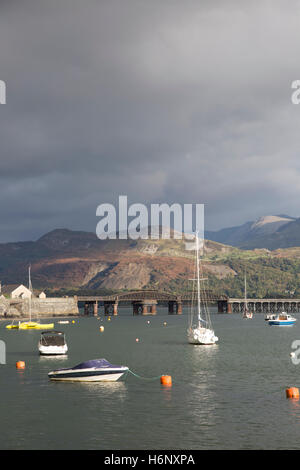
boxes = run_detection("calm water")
[1,308,300,450]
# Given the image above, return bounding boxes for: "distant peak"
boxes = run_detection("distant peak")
[251,215,293,229]
[37,229,73,241]
[37,228,97,244]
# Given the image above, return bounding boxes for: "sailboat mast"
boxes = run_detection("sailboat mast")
[196,232,201,324]
[28,265,32,321]
[244,271,248,312]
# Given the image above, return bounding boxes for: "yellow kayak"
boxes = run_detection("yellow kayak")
[18,321,54,330]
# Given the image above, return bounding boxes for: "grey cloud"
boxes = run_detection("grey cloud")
[0,0,300,241]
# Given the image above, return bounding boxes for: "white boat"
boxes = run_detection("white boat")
[268,313,296,326]
[243,272,253,319]
[48,358,128,382]
[187,233,218,345]
[38,330,68,355]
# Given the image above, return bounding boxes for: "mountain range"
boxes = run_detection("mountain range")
[205,214,299,249]
[0,228,234,293]
[2,214,300,298]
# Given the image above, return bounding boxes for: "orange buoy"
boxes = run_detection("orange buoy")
[99,326,104,332]
[16,361,25,369]
[160,375,172,386]
[286,387,299,399]
[135,338,139,342]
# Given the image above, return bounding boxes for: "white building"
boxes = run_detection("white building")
[39,291,46,299]
[11,285,32,299]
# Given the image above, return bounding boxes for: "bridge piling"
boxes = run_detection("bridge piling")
[150,303,157,315]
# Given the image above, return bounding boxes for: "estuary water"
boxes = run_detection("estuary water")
[1,308,300,450]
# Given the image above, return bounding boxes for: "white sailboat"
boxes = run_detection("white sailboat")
[187,233,218,345]
[242,272,253,319]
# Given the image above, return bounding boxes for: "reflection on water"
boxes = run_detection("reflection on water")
[74,380,127,397]
[39,355,68,363]
[186,344,219,430]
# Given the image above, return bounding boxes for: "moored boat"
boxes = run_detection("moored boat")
[48,358,128,382]
[187,232,218,345]
[17,266,54,330]
[19,321,54,330]
[268,313,296,326]
[38,330,68,355]
[242,272,253,319]
[6,321,20,329]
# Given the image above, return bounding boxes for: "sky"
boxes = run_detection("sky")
[1,0,300,242]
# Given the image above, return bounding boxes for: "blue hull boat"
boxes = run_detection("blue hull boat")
[268,313,296,326]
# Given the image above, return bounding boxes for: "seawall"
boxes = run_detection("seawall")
[0,297,79,318]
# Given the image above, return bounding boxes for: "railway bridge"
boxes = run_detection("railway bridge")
[75,291,300,316]
[76,289,227,316]
[225,298,300,314]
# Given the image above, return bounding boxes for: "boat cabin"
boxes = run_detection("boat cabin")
[39,331,66,347]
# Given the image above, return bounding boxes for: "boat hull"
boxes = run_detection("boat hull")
[188,327,218,345]
[19,322,54,330]
[268,320,296,326]
[39,344,68,355]
[48,367,128,382]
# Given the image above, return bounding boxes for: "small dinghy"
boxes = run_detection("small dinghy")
[48,358,128,382]
[39,331,68,355]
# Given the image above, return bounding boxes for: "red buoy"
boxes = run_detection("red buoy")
[160,375,172,386]
[16,361,25,370]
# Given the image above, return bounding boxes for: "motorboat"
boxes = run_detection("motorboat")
[38,330,68,355]
[268,313,297,326]
[48,358,129,382]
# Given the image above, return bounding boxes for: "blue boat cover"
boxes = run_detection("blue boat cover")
[72,358,121,370]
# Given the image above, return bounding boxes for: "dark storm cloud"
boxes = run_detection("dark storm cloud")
[0,0,300,241]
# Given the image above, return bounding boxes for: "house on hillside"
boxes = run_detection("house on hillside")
[10,285,32,299]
